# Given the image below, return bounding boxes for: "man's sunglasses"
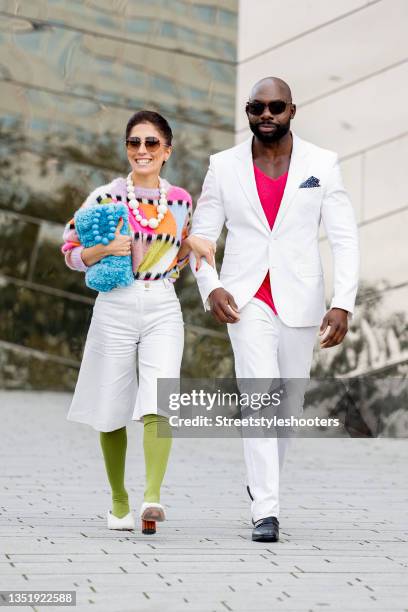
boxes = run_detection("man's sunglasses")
[125,136,170,152]
[246,100,292,116]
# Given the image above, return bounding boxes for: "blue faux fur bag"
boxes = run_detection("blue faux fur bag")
[74,202,134,292]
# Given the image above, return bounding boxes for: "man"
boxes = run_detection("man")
[189,77,359,542]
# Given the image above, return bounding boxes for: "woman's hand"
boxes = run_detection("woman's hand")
[179,235,216,271]
[105,217,132,256]
[81,217,132,266]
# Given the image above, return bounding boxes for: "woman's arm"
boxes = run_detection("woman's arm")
[64,246,89,272]
[178,235,215,270]
[80,243,110,266]
[61,214,89,271]
[81,217,132,266]
[62,214,132,269]
[177,197,215,271]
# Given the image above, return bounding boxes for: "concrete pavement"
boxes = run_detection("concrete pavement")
[0,391,407,612]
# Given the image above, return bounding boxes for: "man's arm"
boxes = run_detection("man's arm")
[189,159,225,310]
[321,154,360,315]
[319,155,359,347]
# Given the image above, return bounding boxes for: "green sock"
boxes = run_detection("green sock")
[99,426,130,519]
[143,414,172,503]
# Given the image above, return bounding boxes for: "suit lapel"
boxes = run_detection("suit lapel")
[272,133,310,233]
[233,132,310,233]
[234,137,270,232]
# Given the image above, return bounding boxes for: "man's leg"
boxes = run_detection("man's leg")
[276,317,319,470]
[277,318,318,378]
[227,299,282,523]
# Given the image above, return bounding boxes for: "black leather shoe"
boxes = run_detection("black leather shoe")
[252,516,279,542]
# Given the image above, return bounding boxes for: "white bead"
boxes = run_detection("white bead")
[129,199,138,207]
[148,218,159,229]
[136,214,142,221]
[159,198,167,205]
[157,214,164,220]
[140,218,148,227]
[157,204,167,214]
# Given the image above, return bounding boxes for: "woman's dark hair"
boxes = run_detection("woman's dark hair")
[125,110,173,146]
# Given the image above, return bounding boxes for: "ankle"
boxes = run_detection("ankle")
[112,493,130,518]
[143,492,160,504]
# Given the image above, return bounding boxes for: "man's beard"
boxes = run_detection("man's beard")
[249,119,290,143]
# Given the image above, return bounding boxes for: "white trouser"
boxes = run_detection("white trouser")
[67,279,184,432]
[227,298,318,522]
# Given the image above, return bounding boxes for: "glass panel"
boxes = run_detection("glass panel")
[32,222,95,297]
[192,5,217,24]
[0,28,235,126]
[0,2,237,389]
[2,0,237,61]
[0,346,80,391]
[0,213,39,279]
[0,282,93,361]
[218,8,238,28]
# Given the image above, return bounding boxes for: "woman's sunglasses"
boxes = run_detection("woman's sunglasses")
[246,100,291,116]
[125,136,170,152]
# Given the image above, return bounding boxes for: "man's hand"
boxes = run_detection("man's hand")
[319,308,349,348]
[208,288,240,324]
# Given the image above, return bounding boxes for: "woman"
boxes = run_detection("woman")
[61,110,214,534]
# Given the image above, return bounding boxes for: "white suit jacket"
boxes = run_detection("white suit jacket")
[190,132,359,328]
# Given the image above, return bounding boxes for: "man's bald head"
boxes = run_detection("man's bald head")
[246,77,295,144]
[250,77,292,102]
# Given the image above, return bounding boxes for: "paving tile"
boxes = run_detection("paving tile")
[0,391,407,612]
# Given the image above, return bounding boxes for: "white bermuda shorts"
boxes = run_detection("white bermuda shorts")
[67,279,184,432]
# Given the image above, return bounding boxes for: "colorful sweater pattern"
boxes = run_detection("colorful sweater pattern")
[61,177,193,281]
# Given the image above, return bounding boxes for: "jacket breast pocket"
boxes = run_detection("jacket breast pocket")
[297,186,322,206]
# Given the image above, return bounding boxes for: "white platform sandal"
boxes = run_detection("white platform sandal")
[140,502,165,534]
[106,510,135,531]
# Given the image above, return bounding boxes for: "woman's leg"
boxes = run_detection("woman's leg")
[99,426,130,518]
[143,414,172,502]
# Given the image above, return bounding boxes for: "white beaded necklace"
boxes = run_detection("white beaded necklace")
[126,172,168,229]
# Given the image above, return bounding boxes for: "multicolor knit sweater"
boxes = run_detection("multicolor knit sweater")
[61,177,192,281]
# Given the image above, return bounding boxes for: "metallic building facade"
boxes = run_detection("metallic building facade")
[0,1,237,389]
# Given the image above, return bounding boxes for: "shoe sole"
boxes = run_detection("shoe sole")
[108,525,134,531]
[107,512,135,531]
[252,534,279,542]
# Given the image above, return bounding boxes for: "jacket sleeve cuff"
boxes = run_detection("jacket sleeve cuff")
[189,253,223,311]
[330,298,354,319]
[203,281,223,311]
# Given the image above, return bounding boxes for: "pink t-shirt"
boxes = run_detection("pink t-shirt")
[253,163,288,315]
